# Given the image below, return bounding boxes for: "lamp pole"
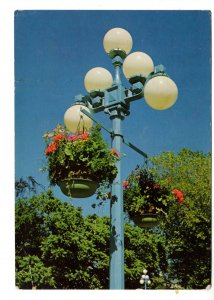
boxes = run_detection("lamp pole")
[109,56,126,288]
[109,114,124,288]
[63,28,178,289]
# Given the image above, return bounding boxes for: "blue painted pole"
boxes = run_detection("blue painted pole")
[110,115,124,289]
[109,58,124,289]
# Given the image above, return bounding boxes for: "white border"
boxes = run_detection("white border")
[0,0,214,10]
[0,1,213,300]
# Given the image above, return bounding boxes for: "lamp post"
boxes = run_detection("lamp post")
[63,27,178,289]
[140,269,151,290]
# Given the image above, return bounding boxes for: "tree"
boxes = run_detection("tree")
[15,176,45,199]
[149,149,211,288]
[15,149,211,289]
[15,191,168,289]
[124,225,168,289]
[16,256,56,289]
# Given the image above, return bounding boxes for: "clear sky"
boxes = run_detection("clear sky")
[15,10,211,215]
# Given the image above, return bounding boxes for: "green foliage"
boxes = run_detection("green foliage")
[123,149,211,288]
[123,165,171,220]
[16,255,56,289]
[15,191,167,289]
[16,149,211,289]
[150,149,211,288]
[42,125,119,187]
[124,225,168,289]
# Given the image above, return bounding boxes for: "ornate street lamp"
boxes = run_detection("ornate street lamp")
[140,269,151,289]
[63,27,178,289]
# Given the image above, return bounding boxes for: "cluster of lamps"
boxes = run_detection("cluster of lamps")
[140,269,151,289]
[64,28,178,133]
[61,28,178,289]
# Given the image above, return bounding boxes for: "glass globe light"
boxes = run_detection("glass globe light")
[123,52,154,79]
[84,67,113,93]
[142,275,146,279]
[64,104,93,133]
[140,279,144,285]
[144,76,178,110]
[103,27,133,54]
[143,269,147,275]
[148,280,151,285]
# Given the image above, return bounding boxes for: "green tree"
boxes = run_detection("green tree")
[124,225,168,289]
[15,191,168,289]
[15,149,211,289]
[150,149,211,288]
[16,255,56,289]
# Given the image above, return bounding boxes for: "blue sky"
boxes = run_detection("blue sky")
[15,10,211,215]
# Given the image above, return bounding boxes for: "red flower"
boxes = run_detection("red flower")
[122,181,129,190]
[53,133,66,142]
[45,142,58,155]
[110,149,120,157]
[80,132,89,140]
[172,189,185,205]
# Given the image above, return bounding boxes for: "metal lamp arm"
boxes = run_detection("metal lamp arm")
[80,107,148,159]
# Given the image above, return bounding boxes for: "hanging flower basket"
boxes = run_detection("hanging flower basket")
[130,213,159,228]
[42,124,119,198]
[57,178,99,198]
[123,165,170,228]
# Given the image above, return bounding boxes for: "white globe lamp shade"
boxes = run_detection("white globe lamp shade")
[144,76,178,110]
[143,269,147,275]
[84,67,113,93]
[123,52,154,79]
[140,279,144,285]
[64,104,93,133]
[103,27,133,54]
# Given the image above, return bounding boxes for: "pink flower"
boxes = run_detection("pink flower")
[67,134,78,141]
[67,131,89,142]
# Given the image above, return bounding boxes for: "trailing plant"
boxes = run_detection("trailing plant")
[42,124,119,189]
[123,165,175,221]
